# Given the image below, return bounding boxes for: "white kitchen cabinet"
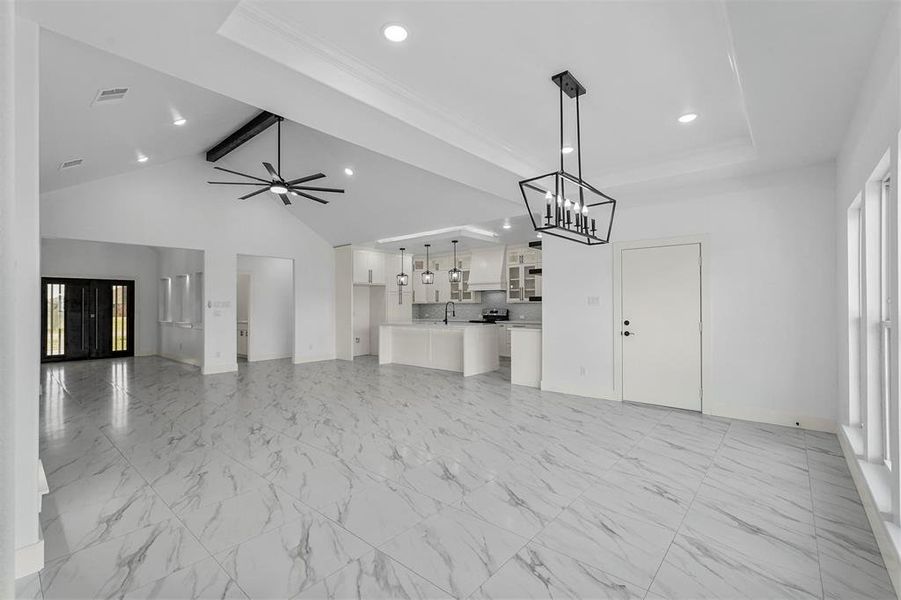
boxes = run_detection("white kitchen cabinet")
[352,250,387,285]
[385,252,412,293]
[498,324,510,357]
[507,264,541,303]
[429,256,451,304]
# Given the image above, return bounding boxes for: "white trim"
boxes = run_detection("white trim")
[15,539,43,579]
[156,352,201,368]
[839,425,901,598]
[708,405,835,433]
[293,355,336,365]
[247,352,292,363]
[612,234,712,410]
[201,361,238,375]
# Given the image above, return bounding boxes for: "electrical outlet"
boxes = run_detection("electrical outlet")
[587,296,600,306]
[580,366,586,376]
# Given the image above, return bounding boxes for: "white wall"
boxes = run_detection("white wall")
[40,154,336,374]
[41,238,160,356]
[158,247,204,366]
[543,162,838,430]
[237,255,293,362]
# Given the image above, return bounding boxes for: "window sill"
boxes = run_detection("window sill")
[839,425,901,593]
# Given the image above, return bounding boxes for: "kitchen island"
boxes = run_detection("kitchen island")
[379,322,499,376]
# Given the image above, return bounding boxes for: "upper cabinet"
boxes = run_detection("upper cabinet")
[506,244,542,303]
[352,250,386,285]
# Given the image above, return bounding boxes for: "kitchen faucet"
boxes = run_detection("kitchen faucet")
[444,301,456,325]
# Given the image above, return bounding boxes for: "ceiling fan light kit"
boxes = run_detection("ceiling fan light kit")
[206,116,344,206]
[519,70,617,246]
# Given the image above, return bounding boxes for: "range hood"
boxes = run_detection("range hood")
[469,247,506,291]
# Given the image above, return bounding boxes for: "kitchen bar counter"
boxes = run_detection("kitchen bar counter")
[379,322,499,376]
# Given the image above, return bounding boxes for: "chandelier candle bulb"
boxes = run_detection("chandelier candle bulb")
[518,70,618,245]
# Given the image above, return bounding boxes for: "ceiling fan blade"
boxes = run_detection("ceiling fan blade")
[262,162,280,181]
[285,173,325,186]
[239,186,271,200]
[290,185,345,194]
[278,193,292,206]
[207,181,266,185]
[214,166,270,184]
[289,189,329,205]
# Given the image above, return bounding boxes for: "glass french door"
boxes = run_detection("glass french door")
[41,278,135,362]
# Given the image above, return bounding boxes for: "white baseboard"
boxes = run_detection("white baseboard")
[838,427,901,598]
[539,380,618,402]
[703,403,835,433]
[293,355,336,365]
[202,361,238,375]
[247,353,292,363]
[15,538,43,579]
[156,353,201,367]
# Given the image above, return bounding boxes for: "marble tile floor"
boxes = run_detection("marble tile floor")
[18,355,895,599]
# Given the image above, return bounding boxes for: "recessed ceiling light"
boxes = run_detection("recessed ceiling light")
[502,222,512,229]
[382,24,408,43]
[173,117,187,126]
[137,155,149,163]
[344,167,354,176]
[561,145,574,154]
[536,233,543,238]
[678,113,698,123]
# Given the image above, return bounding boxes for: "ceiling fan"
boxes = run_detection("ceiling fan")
[207,116,343,206]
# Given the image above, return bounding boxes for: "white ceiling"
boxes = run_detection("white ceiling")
[39,31,258,192]
[215,119,517,245]
[220,0,891,187]
[23,1,895,245]
[38,31,518,245]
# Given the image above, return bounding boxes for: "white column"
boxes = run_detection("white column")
[0,2,17,596]
[13,16,41,578]
[0,8,42,590]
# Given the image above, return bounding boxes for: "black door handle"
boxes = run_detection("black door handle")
[623,331,632,336]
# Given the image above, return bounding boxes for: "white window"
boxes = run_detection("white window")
[881,176,893,468]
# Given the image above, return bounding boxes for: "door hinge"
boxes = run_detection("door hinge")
[699,321,703,333]
[699,387,703,399]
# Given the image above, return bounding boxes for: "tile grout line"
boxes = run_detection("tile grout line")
[461,406,679,597]
[95,364,253,600]
[804,434,828,600]
[642,417,732,597]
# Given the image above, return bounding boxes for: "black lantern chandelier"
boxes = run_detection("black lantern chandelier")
[518,71,617,245]
[448,240,462,283]
[396,248,408,286]
[421,244,434,285]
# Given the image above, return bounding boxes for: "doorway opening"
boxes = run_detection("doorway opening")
[41,277,135,362]
[236,255,294,363]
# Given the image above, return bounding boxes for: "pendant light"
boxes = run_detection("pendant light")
[518,70,618,245]
[421,244,435,285]
[448,240,462,283]
[396,248,409,286]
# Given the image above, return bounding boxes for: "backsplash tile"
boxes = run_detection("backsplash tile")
[413,290,542,322]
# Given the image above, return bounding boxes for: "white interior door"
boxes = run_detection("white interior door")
[621,243,702,410]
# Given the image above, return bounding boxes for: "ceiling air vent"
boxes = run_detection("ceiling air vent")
[92,87,129,105]
[58,158,84,170]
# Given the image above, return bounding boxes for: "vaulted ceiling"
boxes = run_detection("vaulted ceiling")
[24,0,895,245]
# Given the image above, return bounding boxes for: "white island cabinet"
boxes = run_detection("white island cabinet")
[379,323,499,376]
